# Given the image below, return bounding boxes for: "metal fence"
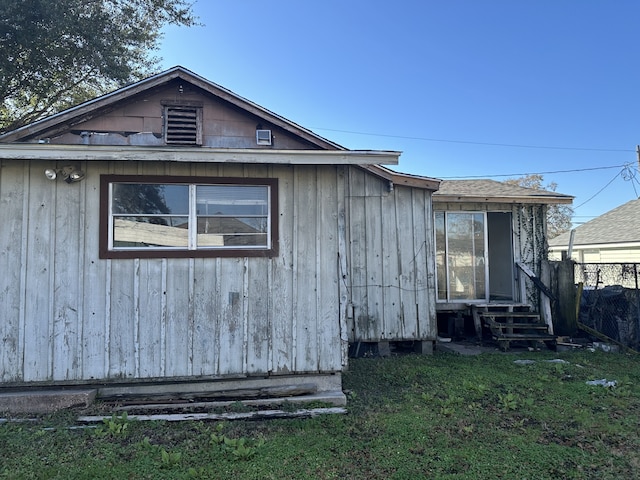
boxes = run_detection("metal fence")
[575,263,640,351]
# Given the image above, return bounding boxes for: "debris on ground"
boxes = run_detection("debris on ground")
[586,379,617,388]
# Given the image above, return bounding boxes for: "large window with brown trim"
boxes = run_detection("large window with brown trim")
[100,175,278,258]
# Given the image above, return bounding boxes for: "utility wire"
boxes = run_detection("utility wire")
[313,125,640,207]
[574,169,624,209]
[311,127,635,153]
[441,164,629,179]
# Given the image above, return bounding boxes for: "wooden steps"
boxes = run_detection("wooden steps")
[471,303,556,351]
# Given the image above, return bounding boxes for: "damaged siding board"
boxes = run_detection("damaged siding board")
[317,167,340,372]
[191,258,218,376]
[294,166,319,371]
[246,257,270,374]
[109,260,137,379]
[217,257,246,375]
[270,165,295,374]
[81,170,108,381]
[137,259,165,378]
[164,259,192,377]
[336,166,349,365]
[381,188,402,339]
[394,186,418,339]
[0,162,26,381]
[346,168,368,342]
[23,169,55,381]
[363,173,385,341]
[52,171,83,381]
[420,189,437,338]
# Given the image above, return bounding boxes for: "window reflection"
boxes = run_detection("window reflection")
[111,183,270,250]
[435,212,486,301]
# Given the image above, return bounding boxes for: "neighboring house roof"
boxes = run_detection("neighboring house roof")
[433,179,573,205]
[0,66,440,191]
[549,198,640,247]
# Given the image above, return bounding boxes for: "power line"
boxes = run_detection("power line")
[441,164,630,179]
[574,169,623,210]
[311,127,635,153]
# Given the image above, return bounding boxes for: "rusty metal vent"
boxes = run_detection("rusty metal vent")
[165,106,202,145]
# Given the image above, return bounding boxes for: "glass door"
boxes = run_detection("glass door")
[435,212,488,302]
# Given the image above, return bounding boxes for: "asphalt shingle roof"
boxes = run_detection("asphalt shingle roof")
[549,198,640,246]
[433,179,573,204]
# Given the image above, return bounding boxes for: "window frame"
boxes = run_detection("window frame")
[99,175,279,259]
[435,210,489,303]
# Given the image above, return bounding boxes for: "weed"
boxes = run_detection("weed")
[188,466,207,477]
[498,391,518,411]
[138,436,154,450]
[160,448,182,468]
[209,423,265,460]
[210,423,224,445]
[94,412,130,438]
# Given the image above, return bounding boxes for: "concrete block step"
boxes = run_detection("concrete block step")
[0,389,97,414]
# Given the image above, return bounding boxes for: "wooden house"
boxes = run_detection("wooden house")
[0,67,439,403]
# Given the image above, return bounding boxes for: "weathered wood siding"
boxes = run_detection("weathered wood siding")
[0,159,344,384]
[345,167,437,342]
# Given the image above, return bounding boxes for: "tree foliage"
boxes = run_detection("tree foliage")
[504,174,573,239]
[0,0,198,133]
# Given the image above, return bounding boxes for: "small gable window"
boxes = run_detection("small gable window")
[163,105,203,145]
[100,175,278,259]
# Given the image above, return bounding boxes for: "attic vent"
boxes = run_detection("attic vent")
[164,106,202,145]
[256,129,272,146]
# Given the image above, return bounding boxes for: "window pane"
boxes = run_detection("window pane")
[447,213,486,300]
[197,216,268,247]
[113,184,189,215]
[196,185,268,216]
[222,233,268,247]
[435,212,447,300]
[113,216,189,248]
[472,213,486,299]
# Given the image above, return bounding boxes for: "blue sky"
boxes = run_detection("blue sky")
[160,1,640,225]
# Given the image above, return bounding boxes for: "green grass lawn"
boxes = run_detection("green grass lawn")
[2,349,639,479]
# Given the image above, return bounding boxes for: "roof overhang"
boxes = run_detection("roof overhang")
[433,194,573,205]
[0,144,400,165]
[362,165,441,191]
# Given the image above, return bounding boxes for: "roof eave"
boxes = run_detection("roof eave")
[362,165,441,191]
[0,143,400,165]
[433,194,574,205]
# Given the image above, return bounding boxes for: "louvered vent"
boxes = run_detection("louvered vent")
[165,106,202,145]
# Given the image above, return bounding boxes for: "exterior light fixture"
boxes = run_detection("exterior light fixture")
[44,166,86,183]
